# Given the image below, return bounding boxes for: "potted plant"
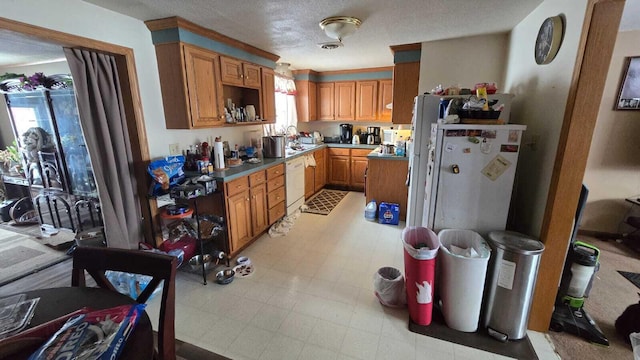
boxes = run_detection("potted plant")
[0,141,22,176]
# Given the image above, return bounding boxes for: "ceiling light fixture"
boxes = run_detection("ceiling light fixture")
[319,16,362,42]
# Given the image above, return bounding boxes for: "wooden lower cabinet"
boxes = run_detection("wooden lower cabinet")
[328,148,370,190]
[304,148,327,199]
[365,158,409,220]
[226,190,252,252]
[224,164,284,255]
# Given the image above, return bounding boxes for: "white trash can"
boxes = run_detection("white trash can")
[438,229,491,332]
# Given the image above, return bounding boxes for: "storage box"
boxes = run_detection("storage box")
[378,202,400,225]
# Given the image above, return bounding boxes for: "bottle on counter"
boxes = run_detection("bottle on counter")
[395,136,406,157]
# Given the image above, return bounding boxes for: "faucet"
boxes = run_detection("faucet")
[286,125,299,147]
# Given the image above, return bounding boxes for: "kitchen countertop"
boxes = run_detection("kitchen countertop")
[366,147,409,161]
[202,143,380,182]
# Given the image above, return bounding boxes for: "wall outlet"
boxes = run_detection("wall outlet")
[169,143,180,155]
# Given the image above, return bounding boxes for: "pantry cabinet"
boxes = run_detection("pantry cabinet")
[220,56,261,88]
[154,43,225,129]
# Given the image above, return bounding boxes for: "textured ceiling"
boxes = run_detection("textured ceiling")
[1,0,638,70]
[83,0,545,71]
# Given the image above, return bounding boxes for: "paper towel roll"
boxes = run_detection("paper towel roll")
[214,140,225,170]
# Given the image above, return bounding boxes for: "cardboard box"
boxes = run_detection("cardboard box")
[378,202,400,225]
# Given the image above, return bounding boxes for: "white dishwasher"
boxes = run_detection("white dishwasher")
[286,157,305,215]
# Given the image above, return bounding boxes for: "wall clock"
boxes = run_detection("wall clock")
[535,15,564,65]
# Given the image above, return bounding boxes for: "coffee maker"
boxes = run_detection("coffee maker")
[339,124,353,144]
[367,126,381,144]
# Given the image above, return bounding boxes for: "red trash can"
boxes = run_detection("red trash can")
[402,226,440,325]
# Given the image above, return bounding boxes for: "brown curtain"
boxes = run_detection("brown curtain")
[63,48,140,249]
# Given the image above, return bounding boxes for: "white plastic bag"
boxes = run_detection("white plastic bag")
[373,267,406,307]
[402,227,439,260]
[631,332,640,360]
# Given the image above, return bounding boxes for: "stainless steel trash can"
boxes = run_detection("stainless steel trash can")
[484,231,545,341]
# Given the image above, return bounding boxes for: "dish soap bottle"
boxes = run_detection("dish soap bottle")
[395,136,405,157]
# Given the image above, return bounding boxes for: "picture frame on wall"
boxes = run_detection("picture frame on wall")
[616,56,640,110]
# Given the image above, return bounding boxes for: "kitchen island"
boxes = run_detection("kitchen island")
[365,149,409,221]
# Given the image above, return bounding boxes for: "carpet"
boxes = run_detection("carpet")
[0,227,69,286]
[618,270,640,290]
[301,189,348,215]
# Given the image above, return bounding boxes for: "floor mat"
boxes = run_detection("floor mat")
[409,308,538,360]
[301,189,348,215]
[618,270,640,290]
[0,227,69,286]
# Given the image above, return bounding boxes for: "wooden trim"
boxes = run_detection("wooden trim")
[292,69,320,76]
[145,16,279,62]
[0,16,154,245]
[317,66,394,75]
[528,0,625,332]
[389,43,422,53]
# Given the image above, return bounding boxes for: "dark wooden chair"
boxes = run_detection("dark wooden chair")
[71,246,177,360]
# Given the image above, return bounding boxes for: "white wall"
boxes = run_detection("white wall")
[503,0,589,237]
[2,0,255,159]
[418,33,509,95]
[582,30,640,233]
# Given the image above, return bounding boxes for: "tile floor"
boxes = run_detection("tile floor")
[146,192,561,360]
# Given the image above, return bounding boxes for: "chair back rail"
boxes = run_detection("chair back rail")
[71,246,177,360]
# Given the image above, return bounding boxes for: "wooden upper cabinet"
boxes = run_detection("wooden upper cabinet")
[334,82,356,121]
[261,68,276,122]
[295,80,317,122]
[392,61,420,124]
[183,45,225,128]
[378,79,393,122]
[153,43,224,129]
[355,80,378,121]
[220,56,261,88]
[317,82,335,120]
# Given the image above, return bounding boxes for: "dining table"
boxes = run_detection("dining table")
[0,287,154,360]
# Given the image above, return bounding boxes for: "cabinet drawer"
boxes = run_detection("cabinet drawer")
[225,177,249,197]
[268,201,286,224]
[329,148,350,156]
[268,186,286,208]
[267,174,285,192]
[249,170,267,186]
[267,164,285,179]
[351,149,372,157]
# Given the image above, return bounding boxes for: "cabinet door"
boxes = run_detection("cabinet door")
[328,156,350,186]
[305,165,315,199]
[244,63,261,88]
[351,156,368,190]
[392,62,420,124]
[250,184,268,235]
[261,68,276,122]
[227,191,252,252]
[335,82,356,121]
[314,149,326,192]
[317,83,335,120]
[356,81,378,121]
[220,56,243,86]
[295,80,318,122]
[378,79,393,122]
[183,45,225,128]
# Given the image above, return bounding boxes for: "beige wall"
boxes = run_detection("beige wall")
[418,33,509,95]
[582,30,640,233]
[503,0,589,238]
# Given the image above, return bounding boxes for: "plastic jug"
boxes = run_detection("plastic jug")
[365,200,377,221]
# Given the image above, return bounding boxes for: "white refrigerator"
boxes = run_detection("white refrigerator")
[406,94,525,230]
[421,123,526,234]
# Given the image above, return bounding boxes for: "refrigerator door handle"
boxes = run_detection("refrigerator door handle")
[406,166,411,187]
